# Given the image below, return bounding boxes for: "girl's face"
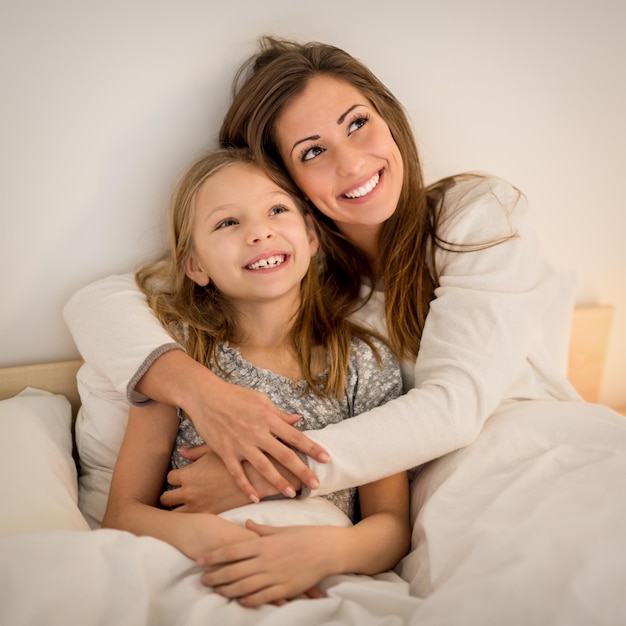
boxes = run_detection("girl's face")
[275,74,403,248]
[186,162,318,311]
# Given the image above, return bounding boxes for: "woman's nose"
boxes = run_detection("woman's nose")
[335,144,366,177]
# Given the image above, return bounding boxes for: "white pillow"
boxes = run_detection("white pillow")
[0,388,89,534]
[74,363,130,529]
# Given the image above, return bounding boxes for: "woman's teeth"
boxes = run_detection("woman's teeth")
[344,172,380,199]
[247,255,286,270]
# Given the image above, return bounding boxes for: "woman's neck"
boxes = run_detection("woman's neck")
[337,222,383,277]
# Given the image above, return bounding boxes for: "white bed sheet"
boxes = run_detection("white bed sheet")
[2,399,626,625]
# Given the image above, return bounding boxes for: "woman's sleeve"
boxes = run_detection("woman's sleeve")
[63,273,183,403]
[302,177,564,495]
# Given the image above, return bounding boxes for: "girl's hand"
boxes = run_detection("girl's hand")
[160,446,302,513]
[160,446,250,512]
[197,520,337,607]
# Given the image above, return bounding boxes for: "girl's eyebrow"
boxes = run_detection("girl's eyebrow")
[289,103,365,155]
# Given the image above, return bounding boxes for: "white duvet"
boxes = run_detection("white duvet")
[2,399,626,625]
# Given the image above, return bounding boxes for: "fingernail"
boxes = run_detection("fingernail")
[285,486,296,498]
[249,493,260,504]
[308,478,319,490]
[319,452,330,462]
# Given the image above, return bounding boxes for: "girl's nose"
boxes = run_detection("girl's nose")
[248,226,274,245]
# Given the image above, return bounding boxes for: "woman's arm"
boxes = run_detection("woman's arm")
[102,402,258,560]
[197,471,410,607]
[64,273,328,501]
[162,333,405,513]
[301,177,576,495]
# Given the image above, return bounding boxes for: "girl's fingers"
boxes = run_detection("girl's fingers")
[305,586,326,599]
[201,561,267,594]
[279,412,302,425]
[244,519,280,536]
[177,444,211,461]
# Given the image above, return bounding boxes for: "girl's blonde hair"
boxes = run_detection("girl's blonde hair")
[219,36,507,361]
[136,147,383,398]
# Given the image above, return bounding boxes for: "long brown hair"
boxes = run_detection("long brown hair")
[219,36,446,361]
[136,147,384,398]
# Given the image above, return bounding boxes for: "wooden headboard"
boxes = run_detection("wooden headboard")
[0,359,83,417]
[0,305,616,416]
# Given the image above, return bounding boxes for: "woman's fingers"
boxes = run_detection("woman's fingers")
[237,446,299,499]
[222,455,262,504]
[261,433,323,492]
[272,419,330,464]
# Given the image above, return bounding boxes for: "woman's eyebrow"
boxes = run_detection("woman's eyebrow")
[291,134,320,155]
[290,104,366,155]
[336,104,361,125]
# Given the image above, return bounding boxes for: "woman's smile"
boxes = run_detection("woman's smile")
[340,170,382,200]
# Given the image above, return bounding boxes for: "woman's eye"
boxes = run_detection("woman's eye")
[348,114,369,134]
[270,205,287,215]
[300,145,324,162]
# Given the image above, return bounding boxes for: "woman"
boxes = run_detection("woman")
[64,36,624,512]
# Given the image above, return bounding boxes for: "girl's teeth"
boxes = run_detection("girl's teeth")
[248,255,285,270]
[344,172,380,199]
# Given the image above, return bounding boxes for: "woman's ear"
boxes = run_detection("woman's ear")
[185,253,210,286]
[304,214,320,257]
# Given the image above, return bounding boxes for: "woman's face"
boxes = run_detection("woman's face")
[275,74,403,247]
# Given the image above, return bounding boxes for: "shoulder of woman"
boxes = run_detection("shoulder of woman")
[437,174,529,242]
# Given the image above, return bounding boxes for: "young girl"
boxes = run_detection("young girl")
[101,147,410,607]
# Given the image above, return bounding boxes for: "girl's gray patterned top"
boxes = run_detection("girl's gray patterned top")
[171,337,402,522]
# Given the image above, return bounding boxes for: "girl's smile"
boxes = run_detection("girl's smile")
[244,252,288,271]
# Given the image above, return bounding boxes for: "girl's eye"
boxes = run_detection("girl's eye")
[300,145,324,162]
[348,113,370,134]
[216,218,238,229]
[270,205,288,215]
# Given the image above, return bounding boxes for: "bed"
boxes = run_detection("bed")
[1,306,625,626]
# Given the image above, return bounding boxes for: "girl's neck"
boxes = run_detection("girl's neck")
[233,296,297,346]
[230,298,305,381]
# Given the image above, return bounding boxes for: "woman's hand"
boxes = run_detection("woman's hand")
[197,520,336,607]
[137,350,329,502]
